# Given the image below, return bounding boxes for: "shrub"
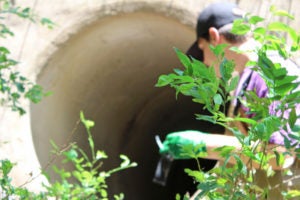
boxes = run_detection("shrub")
[156,6,300,200]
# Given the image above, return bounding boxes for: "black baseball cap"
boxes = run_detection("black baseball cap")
[186,2,244,60]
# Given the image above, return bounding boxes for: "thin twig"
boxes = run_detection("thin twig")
[17,118,81,188]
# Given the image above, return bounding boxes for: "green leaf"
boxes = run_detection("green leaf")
[0,25,14,37]
[16,82,25,93]
[210,44,228,57]
[175,194,181,200]
[52,166,71,180]
[268,22,290,33]
[25,84,44,103]
[195,114,216,124]
[40,18,55,29]
[191,58,210,77]
[156,74,171,87]
[15,107,26,115]
[291,125,300,134]
[156,74,178,87]
[1,159,14,175]
[248,16,264,25]
[80,111,95,129]
[2,1,10,10]
[291,34,300,52]
[274,42,289,59]
[231,19,251,35]
[257,51,276,83]
[184,168,205,182]
[242,148,256,159]
[15,187,31,197]
[230,46,245,54]
[16,7,32,19]
[63,149,78,161]
[270,6,295,20]
[50,140,59,152]
[246,60,258,67]
[114,193,125,200]
[213,146,236,157]
[174,47,193,74]
[0,46,10,54]
[275,75,298,87]
[274,150,284,166]
[11,92,20,99]
[120,154,130,168]
[227,76,239,92]
[96,150,108,160]
[274,82,297,95]
[179,143,207,159]
[283,134,292,149]
[266,164,275,177]
[220,58,235,81]
[179,83,196,96]
[252,116,281,141]
[173,68,184,76]
[100,189,108,199]
[216,177,227,186]
[253,27,266,41]
[213,93,222,105]
[234,116,257,126]
[282,190,300,199]
[287,133,300,141]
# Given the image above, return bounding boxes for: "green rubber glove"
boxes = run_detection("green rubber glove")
[159,130,207,159]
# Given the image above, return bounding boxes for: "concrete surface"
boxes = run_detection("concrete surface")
[1,0,300,199]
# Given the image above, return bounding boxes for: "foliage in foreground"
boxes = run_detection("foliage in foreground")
[156,6,300,200]
[0,112,137,199]
[0,0,54,115]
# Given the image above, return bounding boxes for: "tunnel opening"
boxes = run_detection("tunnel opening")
[30,11,218,199]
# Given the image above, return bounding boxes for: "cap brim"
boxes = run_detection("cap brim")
[186,41,203,61]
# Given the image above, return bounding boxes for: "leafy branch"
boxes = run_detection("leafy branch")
[157,5,300,200]
[0,0,55,115]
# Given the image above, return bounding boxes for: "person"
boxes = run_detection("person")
[158,2,300,199]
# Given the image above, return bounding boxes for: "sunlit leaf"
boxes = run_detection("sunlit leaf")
[96,150,108,160]
[213,146,236,157]
[174,47,193,75]
[80,111,95,129]
[249,16,264,25]
[282,190,300,199]
[231,19,251,35]
[274,150,284,167]
[213,93,222,105]
[210,44,228,57]
[184,168,205,182]
[120,154,130,168]
[270,6,295,20]
[25,84,44,103]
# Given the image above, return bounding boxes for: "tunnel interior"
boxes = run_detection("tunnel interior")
[30,12,218,199]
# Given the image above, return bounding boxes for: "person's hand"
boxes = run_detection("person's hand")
[159,130,207,159]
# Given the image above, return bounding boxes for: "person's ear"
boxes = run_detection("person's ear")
[208,27,220,45]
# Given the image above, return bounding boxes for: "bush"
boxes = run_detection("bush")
[0,112,137,199]
[156,6,300,200]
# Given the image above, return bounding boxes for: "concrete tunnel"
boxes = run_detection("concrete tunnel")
[29,10,219,199]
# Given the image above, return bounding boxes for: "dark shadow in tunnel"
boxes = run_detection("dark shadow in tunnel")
[116,88,224,200]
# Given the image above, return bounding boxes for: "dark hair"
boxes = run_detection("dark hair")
[200,23,250,44]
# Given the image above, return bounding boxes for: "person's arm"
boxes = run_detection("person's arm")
[203,133,294,170]
[160,131,294,170]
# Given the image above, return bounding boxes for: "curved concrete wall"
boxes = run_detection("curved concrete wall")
[32,11,202,199]
[1,0,300,199]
